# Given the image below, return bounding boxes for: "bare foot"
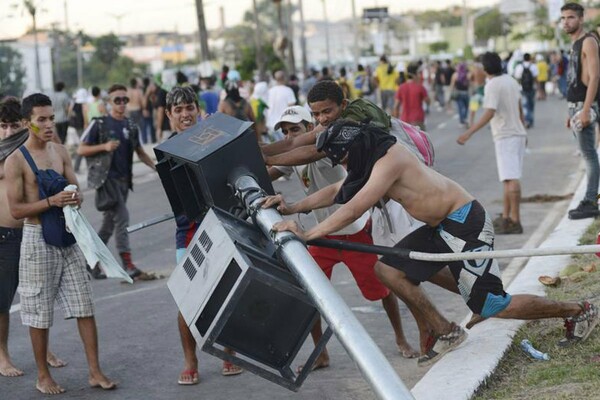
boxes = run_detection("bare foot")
[47,352,68,368]
[36,377,66,395]
[397,342,419,359]
[296,353,329,374]
[0,361,24,377]
[89,373,117,390]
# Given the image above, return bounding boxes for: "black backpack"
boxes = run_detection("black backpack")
[520,65,535,92]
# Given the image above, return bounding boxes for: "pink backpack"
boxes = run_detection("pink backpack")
[390,118,435,167]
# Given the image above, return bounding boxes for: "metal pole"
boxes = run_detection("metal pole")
[286,0,296,75]
[76,34,83,88]
[252,0,267,82]
[195,0,211,61]
[32,11,42,90]
[232,175,414,400]
[351,0,359,67]
[298,0,308,76]
[321,0,331,66]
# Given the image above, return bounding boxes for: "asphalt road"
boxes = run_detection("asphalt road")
[2,95,583,399]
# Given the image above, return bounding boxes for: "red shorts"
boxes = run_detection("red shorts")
[308,222,389,301]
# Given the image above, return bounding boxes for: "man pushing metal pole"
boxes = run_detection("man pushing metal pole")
[231,173,414,400]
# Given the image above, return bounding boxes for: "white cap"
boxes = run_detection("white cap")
[274,106,313,131]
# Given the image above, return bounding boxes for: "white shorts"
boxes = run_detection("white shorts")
[494,136,526,182]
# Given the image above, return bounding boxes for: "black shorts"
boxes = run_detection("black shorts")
[0,227,22,313]
[380,201,511,317]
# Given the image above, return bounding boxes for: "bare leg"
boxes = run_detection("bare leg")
[375,261,453,354]
[380,293,418,358]
[428,267,460,294]
[506,179,522,223]
[502,181,510,219]
[30,327,65,394]
[0,312,23,377]
[298,317,329,372]
[76,317,115,390]
[177,312,198,384]
[494,294,581,320]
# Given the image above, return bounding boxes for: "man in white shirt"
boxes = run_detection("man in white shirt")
[266,71,297,140]
[513,53,539,129]
[458,52,527,235]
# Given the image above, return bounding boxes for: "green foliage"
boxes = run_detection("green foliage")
[0,45,26,96]
[463,45,474,60]
[429,41,449,53]
[237,44,284,80]
[243,0,296,35]
[414,10,462,28]
[475,8,509,41]
[92,34,123,65]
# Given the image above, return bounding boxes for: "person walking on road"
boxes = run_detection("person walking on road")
[78,84,156,280]
[393,63,430,130]
[5,93,116,394]
[561,2,600,220]
[514,53,538,129]
[458,52,527,235]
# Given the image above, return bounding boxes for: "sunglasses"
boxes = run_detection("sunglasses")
[111,96,130,105]
[0,122,22,130]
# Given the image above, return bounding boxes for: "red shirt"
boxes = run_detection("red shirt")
[395,81,428,123]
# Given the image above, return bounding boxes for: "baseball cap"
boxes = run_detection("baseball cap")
[274,106,313,131]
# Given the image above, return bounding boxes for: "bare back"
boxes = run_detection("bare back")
[127,88,144,111]
[374,144,474,225]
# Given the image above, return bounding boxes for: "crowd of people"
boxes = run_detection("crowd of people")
[0,1,599,396]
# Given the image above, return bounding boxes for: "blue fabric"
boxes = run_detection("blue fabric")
[481,292,512,318]
[522,90,536,126]
[447,201,472,224]
[200,91,219,114]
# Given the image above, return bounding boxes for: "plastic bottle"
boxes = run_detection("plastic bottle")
[520,339,550,361]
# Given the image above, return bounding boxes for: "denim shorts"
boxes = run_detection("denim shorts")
[0,227,22,313]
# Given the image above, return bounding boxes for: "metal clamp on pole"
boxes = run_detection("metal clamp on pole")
[232,174,414,400]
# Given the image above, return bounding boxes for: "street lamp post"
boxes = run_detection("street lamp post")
[24,0,42,90]
[195,0,211,61]
[321,0,331,66]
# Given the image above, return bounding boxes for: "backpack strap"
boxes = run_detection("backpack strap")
[19,146,40,175]
[19,146,48,199]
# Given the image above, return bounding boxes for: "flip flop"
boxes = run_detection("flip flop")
[178,369,199,385]
[221,361,243,376]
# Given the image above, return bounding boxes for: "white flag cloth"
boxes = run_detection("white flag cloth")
[63,185,133,284]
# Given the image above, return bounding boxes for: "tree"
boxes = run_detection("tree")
[92,34,123,65]
[474,8,510,42]
[413,9,462,28]
[237,44,285,80]
[0,45,26,96]
[429,41,449,54]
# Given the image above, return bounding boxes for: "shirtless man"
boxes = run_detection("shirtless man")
[126,78,144,129]
[5,93,115,394]
[263,119,598,366]
[268,106,417,371]
[0,98,66,378]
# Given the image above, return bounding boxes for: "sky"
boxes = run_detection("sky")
[0,0,498,40]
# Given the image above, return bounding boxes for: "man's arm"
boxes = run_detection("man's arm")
[261,128,320,156]
[267,166,285,181]
[262,180,343,215]
[77,121,118,156]
[581,37,600,126]
[156,106,166,137]
[301,155,398,240]
[135,146,157,171]
[58,144,83,205]
[265,144,325,166]
[457,108,495,145]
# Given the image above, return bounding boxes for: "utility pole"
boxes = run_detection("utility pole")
[252,0,267,81]
[321,0,331,67]
[63,0,68,31]
[51,23,61,82]
[462,0,468,50]
[24,0,42,90]
[298,0,308,76]
[351,0,359,67]
[195,0,211,61]
[76,32,83,87]
[286,0,296,75]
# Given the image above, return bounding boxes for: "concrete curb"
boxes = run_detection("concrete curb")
[411,168,594,400]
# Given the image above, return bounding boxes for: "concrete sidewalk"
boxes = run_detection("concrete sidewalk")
[412,164,596,400]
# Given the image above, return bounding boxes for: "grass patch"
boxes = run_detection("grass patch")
[473,219,600,400]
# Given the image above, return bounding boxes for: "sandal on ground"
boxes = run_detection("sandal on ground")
[178,369,199,385]
[221,361,243,376]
